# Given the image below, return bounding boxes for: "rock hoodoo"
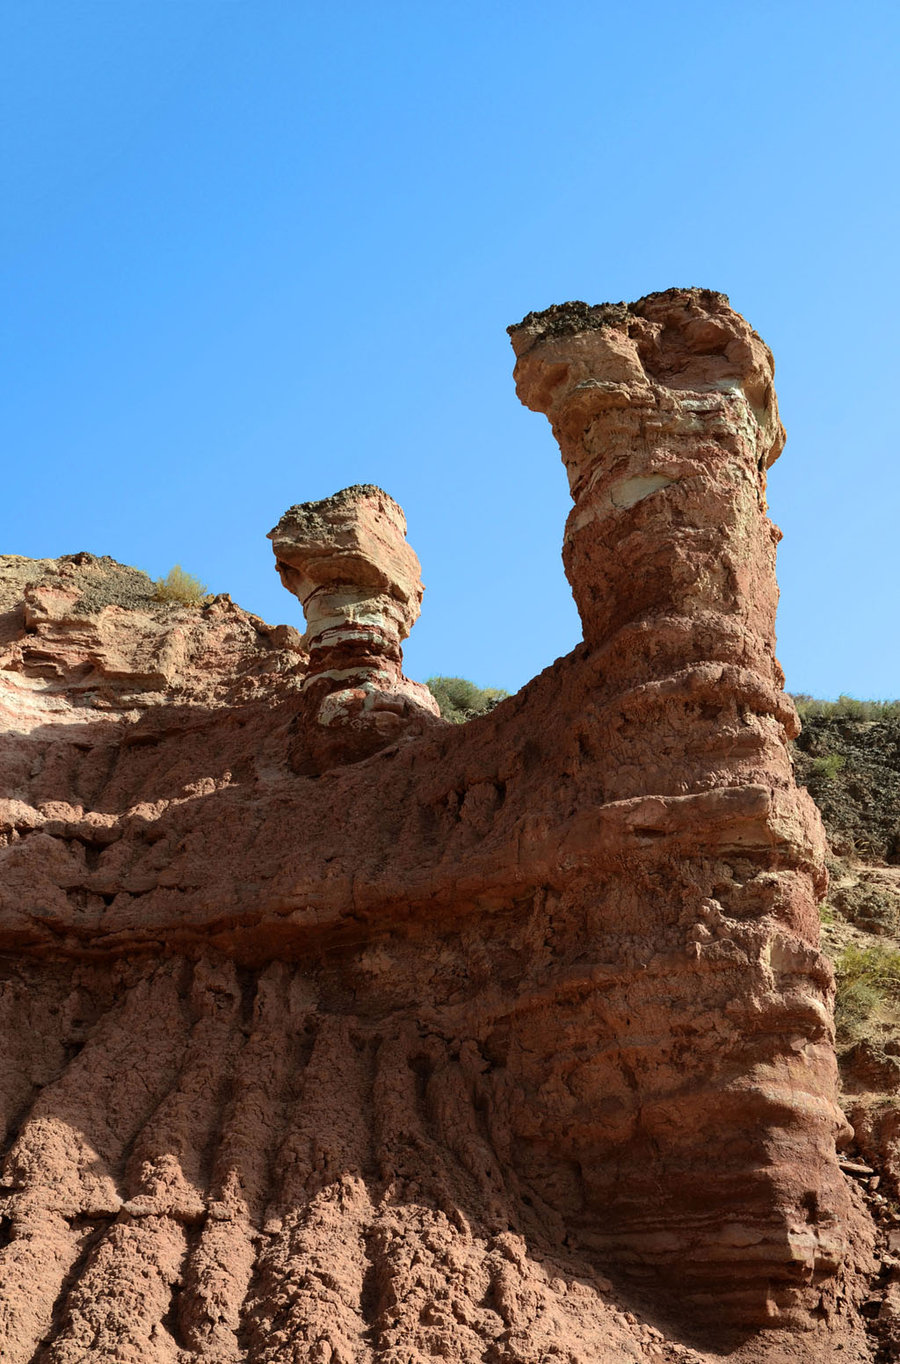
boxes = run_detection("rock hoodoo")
[0,291,877,1363]
[269,485,439,770]
[506,288,858,1324]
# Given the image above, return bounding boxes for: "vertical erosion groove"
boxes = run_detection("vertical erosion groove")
[0,965,188,1363]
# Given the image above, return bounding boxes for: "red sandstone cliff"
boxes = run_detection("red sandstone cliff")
[0,291,882,1362]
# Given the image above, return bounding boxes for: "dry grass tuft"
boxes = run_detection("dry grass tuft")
[153,565,208,606]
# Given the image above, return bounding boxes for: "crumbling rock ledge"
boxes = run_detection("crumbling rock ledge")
[0,290,878,1363]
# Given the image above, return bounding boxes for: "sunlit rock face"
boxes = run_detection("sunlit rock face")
[0,293,875,1364]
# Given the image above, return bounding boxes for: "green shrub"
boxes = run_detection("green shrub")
[792,694,900,723]
[426,676,509,723]
[808,753,846,781]
[836,977,885,1035]
[154,565,208,606]
[834,943,900,1038]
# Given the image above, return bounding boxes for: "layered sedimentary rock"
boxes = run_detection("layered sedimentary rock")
[269,485,439,770]
[506,290,855,1307]
[0,291,876,1363]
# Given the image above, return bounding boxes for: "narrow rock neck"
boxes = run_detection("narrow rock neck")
[299,582,405,693]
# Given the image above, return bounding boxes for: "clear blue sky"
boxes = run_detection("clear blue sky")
[3,1,898,699]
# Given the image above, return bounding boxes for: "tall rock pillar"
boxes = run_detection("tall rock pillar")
[506,291,858,1327]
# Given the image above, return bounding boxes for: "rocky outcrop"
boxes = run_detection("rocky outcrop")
[794,714,900,862]
[0,291,878,1362]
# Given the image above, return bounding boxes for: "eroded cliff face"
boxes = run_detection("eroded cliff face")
[0,291,879,1363]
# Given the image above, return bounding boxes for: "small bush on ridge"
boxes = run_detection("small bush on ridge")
[792,694,900,723]
[154,565,208,606]
[426,676,509,723]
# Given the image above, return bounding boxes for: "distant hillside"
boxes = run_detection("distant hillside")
[793,702,900,1294]
[792,704,900,862]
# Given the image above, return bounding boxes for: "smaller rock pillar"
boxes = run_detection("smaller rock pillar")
[269,485,439,767]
